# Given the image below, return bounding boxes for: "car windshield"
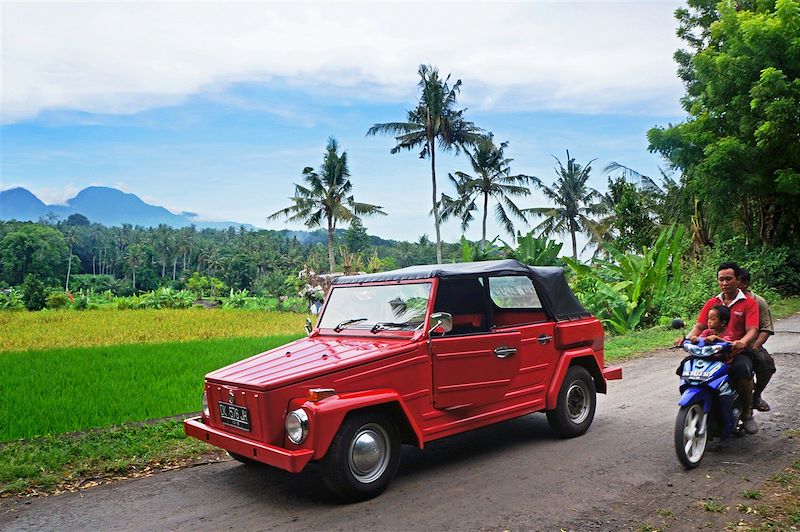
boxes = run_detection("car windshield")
[318,283,432,333]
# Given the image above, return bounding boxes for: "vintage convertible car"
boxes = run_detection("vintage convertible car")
[184,259,622,501]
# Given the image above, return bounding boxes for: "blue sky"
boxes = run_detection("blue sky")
[1,1,686,244]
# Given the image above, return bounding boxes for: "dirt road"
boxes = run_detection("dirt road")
[2,315,799,531]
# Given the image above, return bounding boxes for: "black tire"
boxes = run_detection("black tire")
[674,403,707,469]
[228,451,260,467]
[320,411,401,502]
[546,365,596,438]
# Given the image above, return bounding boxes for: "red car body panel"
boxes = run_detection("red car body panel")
[185,265,623,474]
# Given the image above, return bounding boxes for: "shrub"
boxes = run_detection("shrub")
[21,275,47,311]
[46,291,71,309]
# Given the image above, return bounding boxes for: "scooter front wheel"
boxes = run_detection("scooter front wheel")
[675,402,708,469]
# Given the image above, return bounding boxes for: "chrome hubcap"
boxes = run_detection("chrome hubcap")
[348,423,390,483]
[566,381,590,423]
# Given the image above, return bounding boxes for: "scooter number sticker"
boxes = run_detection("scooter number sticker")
[682,367,717,379]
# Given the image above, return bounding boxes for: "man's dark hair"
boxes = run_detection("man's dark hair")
[738,268,751,285]
[717,261,741,277]
[710,304,731,326]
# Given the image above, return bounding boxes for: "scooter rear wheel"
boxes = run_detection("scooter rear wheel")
[675,403,708,469]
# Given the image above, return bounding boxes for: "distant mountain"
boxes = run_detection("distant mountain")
[0,186,254,230]
[0,188,49,221]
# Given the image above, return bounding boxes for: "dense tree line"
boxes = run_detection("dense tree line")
[0,216,453,296]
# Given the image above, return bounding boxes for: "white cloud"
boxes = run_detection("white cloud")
[2,1,685,123]
[23,184,80,205]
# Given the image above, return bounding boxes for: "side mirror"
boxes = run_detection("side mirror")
[670,319,685,330]
[304,318,313,336]
[428,312,453,335]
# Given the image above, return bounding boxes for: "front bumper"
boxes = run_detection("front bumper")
[184,416,314,473]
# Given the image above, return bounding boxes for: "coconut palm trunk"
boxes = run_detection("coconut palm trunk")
[429,140,443,264]
[481,191,489,250]
[65,245,73,291]
[327,219,336,272]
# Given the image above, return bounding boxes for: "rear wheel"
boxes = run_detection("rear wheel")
[320,411,401,502]
[546,366,596,438]
[674,403,707,469]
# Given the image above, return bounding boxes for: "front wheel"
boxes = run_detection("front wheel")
[320,411,401,502]
[674,403,707,469]
[546,365,597,438]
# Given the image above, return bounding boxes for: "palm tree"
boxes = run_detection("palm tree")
[367,64,483,263]
[269,137,386,272]
[440,136,532,250]
[525,150,604,259]
[63,226,78,292]
[125,243,144,292]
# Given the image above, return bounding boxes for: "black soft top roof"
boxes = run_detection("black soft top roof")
[332,259,590,321]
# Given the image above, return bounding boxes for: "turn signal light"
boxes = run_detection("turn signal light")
[307,388,335,402]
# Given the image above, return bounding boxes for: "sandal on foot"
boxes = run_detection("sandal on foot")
[753,397,770,412]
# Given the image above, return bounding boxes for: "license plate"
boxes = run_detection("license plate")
[218,402,250,431]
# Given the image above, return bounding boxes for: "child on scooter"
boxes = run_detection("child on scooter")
[691,305,733,345]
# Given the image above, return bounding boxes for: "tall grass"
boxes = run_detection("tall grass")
[0,308,308,352]
[0,335,302,441]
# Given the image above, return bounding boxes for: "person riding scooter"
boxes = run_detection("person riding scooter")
[674,262,760,434]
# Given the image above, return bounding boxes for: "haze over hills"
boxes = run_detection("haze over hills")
[0,185,397,245]
[0,186,256,230]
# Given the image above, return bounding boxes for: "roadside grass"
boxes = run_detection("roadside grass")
[771,296,800,319]
[0,420,220,497]
[604,327,677,362]
[0,335,302,442]
[603,295,800,363]
[736,456,800,529]
[0,308,308,352]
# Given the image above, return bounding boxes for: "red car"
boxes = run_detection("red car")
[184,259,622,501]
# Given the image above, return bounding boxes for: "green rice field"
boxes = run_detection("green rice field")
[0,335,303,442]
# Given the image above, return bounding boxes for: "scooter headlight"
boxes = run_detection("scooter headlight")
[285,409,309,444]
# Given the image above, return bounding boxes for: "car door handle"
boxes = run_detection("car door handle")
[493,346,517,358]
[537,335,552,345]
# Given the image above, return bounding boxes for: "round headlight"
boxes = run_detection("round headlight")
[202,390,210,417]
[285,409,309,444]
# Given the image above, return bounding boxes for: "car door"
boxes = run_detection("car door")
[430,330,522,409]
[429,276,521,409]
[487,275,559,405]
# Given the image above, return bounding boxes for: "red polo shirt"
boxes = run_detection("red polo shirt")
[697,290,759,341]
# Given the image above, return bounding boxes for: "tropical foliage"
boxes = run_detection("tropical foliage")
[502,231,563,267]
[269,137,386,271]
[440,136,532,249]
[647,0,800,247]
[367,64,484,263]
[564,225,686,333]
[526,151,605,259]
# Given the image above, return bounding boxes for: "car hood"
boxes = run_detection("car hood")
[205,335,418,391]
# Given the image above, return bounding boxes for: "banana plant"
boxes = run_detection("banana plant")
[459,235,502,262]
[501,230,563,266]
[564,224,686,332]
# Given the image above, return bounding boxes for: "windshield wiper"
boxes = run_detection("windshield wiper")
[370,321,412,333]
[334,318,368,332]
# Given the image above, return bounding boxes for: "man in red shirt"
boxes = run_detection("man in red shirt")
[678,262,760,434]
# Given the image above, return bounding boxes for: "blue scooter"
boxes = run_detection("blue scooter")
[674,337,743,469]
